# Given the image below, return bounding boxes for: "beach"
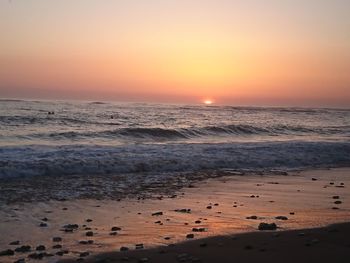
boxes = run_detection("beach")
[1,168,349,263]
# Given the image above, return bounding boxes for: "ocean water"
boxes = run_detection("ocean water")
[1,99,350,180]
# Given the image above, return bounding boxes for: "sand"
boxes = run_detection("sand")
[0,168,349,263]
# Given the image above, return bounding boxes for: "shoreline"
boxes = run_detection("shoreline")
[0,168,349,262]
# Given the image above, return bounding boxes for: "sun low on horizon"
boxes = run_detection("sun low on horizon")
[0,0,350,107]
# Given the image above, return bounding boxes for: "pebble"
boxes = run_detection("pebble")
[110,232,117,236]
[39,222,48,227]
[120,247,129,252]
[111,226,122,231]
[195,220,201,224]
[86,219,93,222]
[9,241,20,245]
[0,249,15,256]
[186,234,194,238]
[334,201,342,204]
[258,222,277,231]
[52,244,62,249]
[15,245,31,253]
[246,215,258,220]
[36,245,46,251]
[86,231,94,237]
[175,209,191,213]
[79,252,90,257]
[135,244,144,249]
[332,196,340,199]
[275,216,288,220]
[192,228,206,232]
[53,237,62,242]
[152,211,163,216]
[311,178,317,181]
[206,206,212,209]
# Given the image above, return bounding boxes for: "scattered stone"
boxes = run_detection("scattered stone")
[334,201,342,204]
[289,212,295,215]
[56,251,64,256]
[206,206,212,209]
[164,237,171,240]
[275,216,288,220]
[111,226,121,231]
[52,244,62,249]
[63,224,79,231]
[36,245,46,251]
[86,231,94,237]
[330,182,334,185]
[110,232,117,236]
[15,246,31,253]
[174,209,191,213]
[53,237,62,242]
[28,252,53,260]
[62,207,68,210]
[192,228,206,232]
[152,211,163,216]
[332,196,340,199]
[332,207,339,210]
[195,220,201,224]
[41,217,49,222]
[80,252,90,257]
[9,241,20,245]
[135,244,144,249]
[311,178,317,181]
[250,195,256,198]
[0,249,14,256]
[86,219,93,222]
[120,247,129,252]
[258,223,277,231]
[39,222,48,227]
[214,203,219,206]
[246,216,258,220]
[186,234,194,239]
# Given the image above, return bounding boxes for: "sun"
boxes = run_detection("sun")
[204,100,213,105]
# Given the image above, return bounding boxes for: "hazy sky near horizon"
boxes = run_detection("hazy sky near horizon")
[1,0,349,106]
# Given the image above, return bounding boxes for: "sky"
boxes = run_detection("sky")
[1,0,350,107]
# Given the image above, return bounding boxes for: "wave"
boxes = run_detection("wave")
[0,141,350,179]
[22,124,350,141]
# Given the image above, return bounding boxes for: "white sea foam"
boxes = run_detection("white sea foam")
[1,141,350,179]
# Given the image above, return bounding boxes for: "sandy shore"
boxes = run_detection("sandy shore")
[61,222,350,263]
[0,168,349,263]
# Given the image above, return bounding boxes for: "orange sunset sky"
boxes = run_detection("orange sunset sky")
[1,0,349,107]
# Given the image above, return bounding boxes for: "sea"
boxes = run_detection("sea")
[0,99,350,201]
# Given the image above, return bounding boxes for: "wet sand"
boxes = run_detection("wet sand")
[0,168,349,262]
